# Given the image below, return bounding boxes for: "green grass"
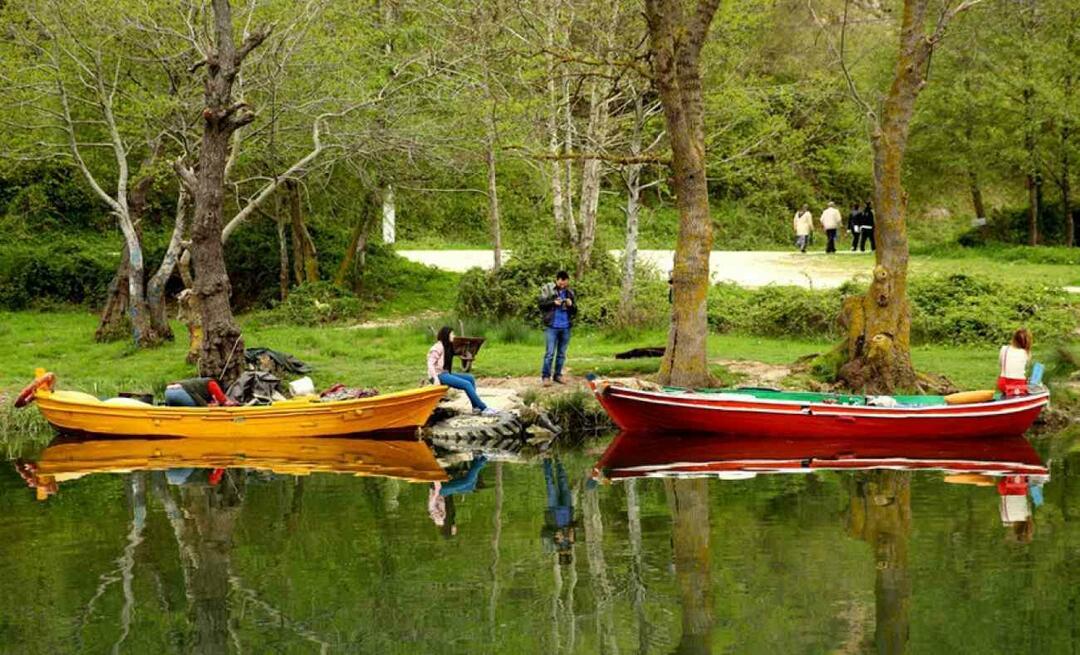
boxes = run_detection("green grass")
[0,311,1027,397]
[789,249,1080,288]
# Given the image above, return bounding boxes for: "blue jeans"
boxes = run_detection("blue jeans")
[164,386,198,407]
[440,455,488,496]
[437,372,487,411]
[542,327,571,379]
[544,459,573,527]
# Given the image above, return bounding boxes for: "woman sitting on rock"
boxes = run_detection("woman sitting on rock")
[428,326,498,415]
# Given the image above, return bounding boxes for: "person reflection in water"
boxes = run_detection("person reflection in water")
[541,457,577,565]
[428,454,488,537]
[998,474,1045,543]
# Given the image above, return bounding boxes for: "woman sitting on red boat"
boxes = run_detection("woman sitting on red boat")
[998,328,1032,396]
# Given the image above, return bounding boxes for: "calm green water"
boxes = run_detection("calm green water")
[2,430,1079,654]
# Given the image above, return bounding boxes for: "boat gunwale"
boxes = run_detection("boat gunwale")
[34,385,449,420]
[600,384,1049,419]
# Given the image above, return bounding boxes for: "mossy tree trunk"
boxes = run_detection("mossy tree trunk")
[644,0,721,389]
[839,0,983,394]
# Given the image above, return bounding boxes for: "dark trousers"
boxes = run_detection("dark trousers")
[859,227,875,251]
[850,229,859,251]
[825,228,837,253]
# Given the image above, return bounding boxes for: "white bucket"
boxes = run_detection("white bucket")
[288,376,315,397]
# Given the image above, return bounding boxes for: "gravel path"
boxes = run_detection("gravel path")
[397,249,869,289]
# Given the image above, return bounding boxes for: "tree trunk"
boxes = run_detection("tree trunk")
[187,0,267,384]
[575,77,607,280]
[287,180,319,285]
[563,75,579,245]
[381,183,396,245]
[645,0,720,389]
[847,470,911,654]
[622,93,645,313]
[334,190,378,287]
[1062,124,1075,247]
[1021,21,1039,246]
[147,188,191,341]
[665,478,713,654]
[176,251,201,364]
[118,217,157,347]
[968,169,986,220]
[486,109,503,271]
[275,194,290,301]
[95,244,132,342]
[838,0,946,394]
[546,1,566,234]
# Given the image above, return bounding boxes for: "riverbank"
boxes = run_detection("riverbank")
[6,309,1076,447]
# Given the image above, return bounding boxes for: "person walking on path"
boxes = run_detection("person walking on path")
[793,205,813,253]
[820,202,842,253]
[428,326,498,415]
[539,271,577,386]
[858,201,876,251]
[847,203,862,251]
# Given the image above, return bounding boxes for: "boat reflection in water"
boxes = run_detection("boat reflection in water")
[13,432,450,654]
[17,430,448,500]
[593,431,1049,655]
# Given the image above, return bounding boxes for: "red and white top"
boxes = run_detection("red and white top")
[999,345,1029,380]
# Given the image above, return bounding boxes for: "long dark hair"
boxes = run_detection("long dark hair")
[436,325,454,373]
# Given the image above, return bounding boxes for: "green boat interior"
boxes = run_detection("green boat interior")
[666,386,951,407]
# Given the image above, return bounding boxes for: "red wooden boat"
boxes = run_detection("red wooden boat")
[587,378,1050,439]
[592,431,1050,482]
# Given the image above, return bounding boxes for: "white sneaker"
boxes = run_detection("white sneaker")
[481,407,500,416]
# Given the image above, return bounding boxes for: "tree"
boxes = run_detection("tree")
[835,0,985,393]
[177,0,270,383]
[644,0,722,388]
[1,0,194,346]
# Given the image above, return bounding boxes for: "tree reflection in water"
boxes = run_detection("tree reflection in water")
[848,470,912,655]
[665,478,714,654]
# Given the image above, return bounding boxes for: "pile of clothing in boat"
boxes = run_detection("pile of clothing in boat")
[318,383,379,402]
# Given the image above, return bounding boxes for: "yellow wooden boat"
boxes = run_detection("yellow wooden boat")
[16,370,447,439]
[19,436,449,499]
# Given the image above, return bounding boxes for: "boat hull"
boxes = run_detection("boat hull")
[33,386,448,439]
[593,384,1049,439]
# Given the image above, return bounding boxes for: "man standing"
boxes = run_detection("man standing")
[539,270,577,386]
[820,201,842,253]
[858,201,876,252]
[847,203,862,251]
[792,205,813,253]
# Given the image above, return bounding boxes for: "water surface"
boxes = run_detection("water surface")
[1,429,1078,654]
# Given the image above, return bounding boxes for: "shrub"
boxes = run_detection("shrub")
[260,281,363,326]
[705,274,1077,346]
[455,242,664,328]
[708,283,843,338]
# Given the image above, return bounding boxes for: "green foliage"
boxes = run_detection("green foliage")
[705,274,1078,346]
[957,203,1076,247]
[258,282,362,326]
[708,283,842,339]
[909,274,1078,345]
[456,244,669,329]
[0,240,115,310]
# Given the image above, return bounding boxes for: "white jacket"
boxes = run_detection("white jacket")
[793,211,813,236]
[820,207,842,230]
